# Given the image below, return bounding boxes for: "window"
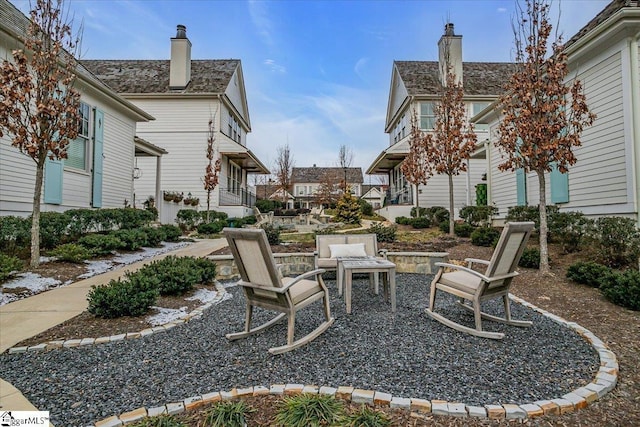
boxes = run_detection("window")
[392,114,407,144]
[227,161,241,194]
[227,113,242,144]
[66,102,90,170]
[420,102,435,130]
[472,102,490,132]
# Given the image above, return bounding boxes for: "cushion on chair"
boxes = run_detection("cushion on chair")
[316,258,337,269]
[283,277,323,304]
[329,243,367,258]
[438,271,482,294]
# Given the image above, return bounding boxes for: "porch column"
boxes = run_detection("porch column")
[155,156,162,221]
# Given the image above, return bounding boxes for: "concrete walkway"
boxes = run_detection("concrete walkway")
[0,238,227,416]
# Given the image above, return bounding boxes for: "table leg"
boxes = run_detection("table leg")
[390,267,396,313]
[337,262,343,296]
[345,268,352,314]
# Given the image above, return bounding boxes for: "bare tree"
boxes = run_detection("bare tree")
[0,0,81,267]
[497,0,595,274]
[274,143,294,202]
[400,110,431,211]
[424,40,477,235]
[337,144,354,168]
[314,170,341,208]
[203,116,221,222]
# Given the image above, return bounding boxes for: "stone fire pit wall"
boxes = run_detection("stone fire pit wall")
[209,252,449,281]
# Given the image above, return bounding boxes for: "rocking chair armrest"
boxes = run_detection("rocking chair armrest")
[435,262,519,283]
[465,258,490,266]
[280,268,327,291]
[237,280,287,294]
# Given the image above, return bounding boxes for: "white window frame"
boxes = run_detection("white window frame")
[420,102,435,130]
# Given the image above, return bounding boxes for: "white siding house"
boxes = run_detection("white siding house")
[83,25,270,221]
[291,167,364,209]
[0,0,154,217]
[367,24,514,223]
[474,0,640,223]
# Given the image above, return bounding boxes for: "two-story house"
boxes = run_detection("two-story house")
[291,166,364,209]
[367,24,514,222]
[474,0,640,224]
[84,25,270,221]
[0,0,156,217]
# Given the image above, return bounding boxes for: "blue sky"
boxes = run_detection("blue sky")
[11,0,611,182]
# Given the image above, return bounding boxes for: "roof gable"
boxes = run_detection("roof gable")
[82,59,240,95]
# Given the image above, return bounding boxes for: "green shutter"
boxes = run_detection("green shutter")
[92,108,104,208]
[516,168,527,206]
[44,157,63,204]
[550,162,569,204]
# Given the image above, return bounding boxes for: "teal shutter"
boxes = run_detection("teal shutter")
[516,168,527,206]
[92,108,104,208]
[44,157,64,204]
[550,162,569,204]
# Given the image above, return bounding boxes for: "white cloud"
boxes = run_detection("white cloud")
[264,59,286,73]
[497,7,507,13]
[354,57,370,81]
[248,0,274,47]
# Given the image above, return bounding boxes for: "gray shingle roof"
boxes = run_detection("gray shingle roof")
[81,59,239,94]
[394,61,516,96]
[291,167,364,184]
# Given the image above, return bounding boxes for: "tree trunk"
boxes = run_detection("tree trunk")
[414,184,419,211]
[206,190,211,223]
[448,174,455,235]
[537,171,551,275]
[30,156,46,268]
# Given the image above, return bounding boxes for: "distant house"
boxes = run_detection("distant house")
[0,0,156,217]
[361,185,387,209]
[474,0,640,224]
[83,25,270,220]
[367,23,514,222]
[291,166,364,209]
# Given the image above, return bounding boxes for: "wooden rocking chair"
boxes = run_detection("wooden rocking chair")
[224,228,335,354]
[426,222,535,339]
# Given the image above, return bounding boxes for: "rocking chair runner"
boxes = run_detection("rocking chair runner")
[223,228,335,354]
[426,222,535,339]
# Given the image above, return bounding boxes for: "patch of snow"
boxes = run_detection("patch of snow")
[39,256,57,263]
[78,260,115,279]
[221,280,241,289]
[185,288,218,303]
[146,306,189,326]
[3,272,62,291]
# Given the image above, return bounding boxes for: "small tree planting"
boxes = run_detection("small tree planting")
[204,116,221,222]
[496,0,596,274]
[0,0,82,267]
[274,143,294,204]
[401,110,431,212]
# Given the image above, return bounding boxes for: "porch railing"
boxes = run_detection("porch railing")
[219,187,256,207]
[385,187,413,206]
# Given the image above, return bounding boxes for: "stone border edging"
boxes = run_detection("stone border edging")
[91,294,618,426]
[6,282,229,354]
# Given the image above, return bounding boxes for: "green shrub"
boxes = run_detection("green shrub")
[78,233,124,256]
[193,257,217,284]
[359,199,374,216]
[176,209,203,232]
[0,215,31,254]
[128,415,186,427]
[341,405,392,427]
[141,227,164,247]
[335,192,362,225]
[255,199,283,213]
[459,205,498,227]
[367,223,396,243]
[519,247,541,269]
[275,393,344,427]
[38,211,70,249]
[226,217,246,228]
[588,217,640,268]
[138,255,202,296]
[425,206,450,224]
[158,224,182,242]
[201,210,228,221]
[566,261,612,287]
[49,243,92,263]
[410,206,428,218]
[197,220,226,235]
[87,272,159,318]
[599,269,640,311]
[111,229,148,251]
[394,216,411,225]
[114,208,155,230]
[243,215,257,225]
[439,220,450,234]
[0,253,23,282]
[548,211,593,253]
[204,401,255,427]
[261,224,281,245]
[454,222,475,238]
[410,216,430,229]
[505,205,559,232]
[471,227,500,247]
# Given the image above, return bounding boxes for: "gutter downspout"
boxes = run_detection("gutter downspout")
[631,32,640,226]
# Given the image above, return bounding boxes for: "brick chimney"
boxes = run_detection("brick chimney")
[438,23,463,86]
[170,24,191,90]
